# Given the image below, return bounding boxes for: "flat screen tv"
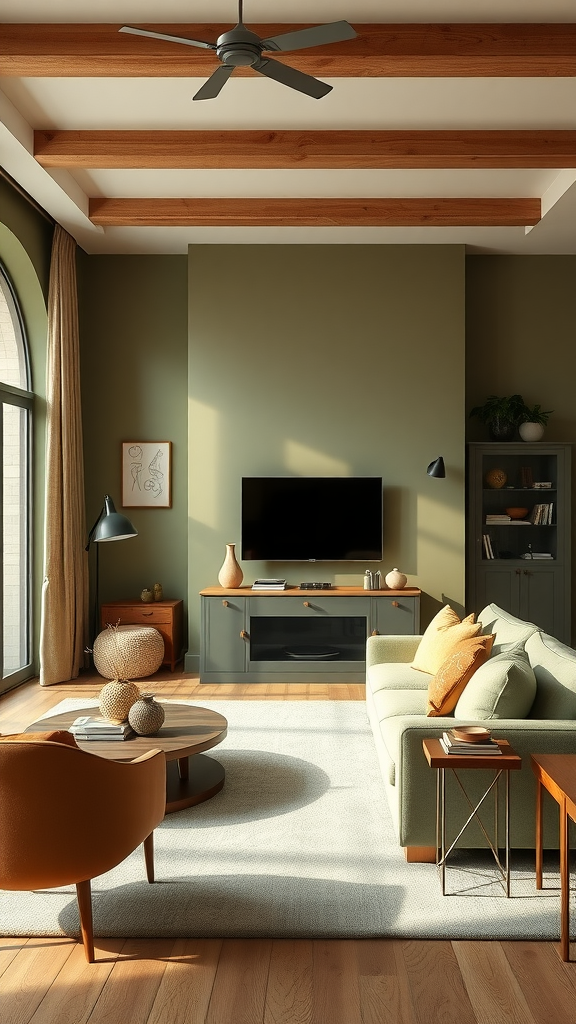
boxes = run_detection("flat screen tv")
[241,477,383,562]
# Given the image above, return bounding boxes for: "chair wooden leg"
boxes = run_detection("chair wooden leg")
[75,880,95,963]
[144,832,155,883]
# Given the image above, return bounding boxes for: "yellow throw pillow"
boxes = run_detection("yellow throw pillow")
[412,604,481,675]
[427,634,495,717]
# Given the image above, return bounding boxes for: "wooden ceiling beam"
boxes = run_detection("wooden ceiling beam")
[88,197,541,228]
[3,24,576,77]
[34,129,576,169]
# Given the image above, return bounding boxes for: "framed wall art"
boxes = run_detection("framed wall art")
[122,441,172,508]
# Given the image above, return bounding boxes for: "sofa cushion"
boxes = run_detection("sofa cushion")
[525,631,576,719]
[368,661,432,695]
[454,648,537,721]
[426,633,495,717]
[412,605,481,675]
[371,687,429,725]
[476,603,538,656]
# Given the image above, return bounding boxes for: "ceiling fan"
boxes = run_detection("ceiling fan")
[119,2,357,100]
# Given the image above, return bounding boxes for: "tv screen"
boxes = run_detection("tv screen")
[241,477,383,562]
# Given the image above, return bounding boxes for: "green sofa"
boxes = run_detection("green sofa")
[366,603,576,856]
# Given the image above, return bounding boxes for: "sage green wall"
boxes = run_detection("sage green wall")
[466,255,576,639]
[187,244,466,666]
[0,177,51,678]
[77,255,189,626]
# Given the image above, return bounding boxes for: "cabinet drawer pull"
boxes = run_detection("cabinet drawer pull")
[392,601,399,608]
[240,630,249,640]
[371,629,379,636]
[222,600,229,607]
[142,611,153,616]
[303,601,311,608]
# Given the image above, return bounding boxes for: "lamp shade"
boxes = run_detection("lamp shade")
[427,457,446,479]
[93,495,138,543]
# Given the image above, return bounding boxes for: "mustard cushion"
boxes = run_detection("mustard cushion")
[0,730,79,747]
[412,605,481,675]
[426,634,495,717]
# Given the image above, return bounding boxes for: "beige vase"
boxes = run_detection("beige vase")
[128,693,165,736]
[385,568,407,590]
[218,542,243,588]
[99,679,141,724]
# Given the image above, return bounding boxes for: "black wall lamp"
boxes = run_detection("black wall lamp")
[427,457,446,478]
[86,495,138,645]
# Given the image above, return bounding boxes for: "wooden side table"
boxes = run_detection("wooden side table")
[531,753,576,962]
[100,599,184,672]
[422,738,522,896]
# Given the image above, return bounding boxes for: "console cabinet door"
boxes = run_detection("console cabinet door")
[371,595,419,635]
[201,597,246,676]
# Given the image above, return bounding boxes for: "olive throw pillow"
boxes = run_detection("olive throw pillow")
[427,633,495,717]
[453,647,537,721]
[412,604,481,676]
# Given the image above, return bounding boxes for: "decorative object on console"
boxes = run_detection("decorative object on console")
[218,542,244,588]
[121,441,172,509]
[485,467,507,489]
[518,403,552,443]
[426,457,445,478]
[128,693,166,736]
[385,568,407,590]
[141,587,154,602]
[153,582,163,601]
[94,622,165,683]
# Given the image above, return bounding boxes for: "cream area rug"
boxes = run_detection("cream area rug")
[0,699,568,940]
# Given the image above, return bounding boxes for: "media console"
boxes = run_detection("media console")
[199,586,421,683]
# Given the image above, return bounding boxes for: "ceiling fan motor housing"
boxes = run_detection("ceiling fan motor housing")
[217,27,263,67]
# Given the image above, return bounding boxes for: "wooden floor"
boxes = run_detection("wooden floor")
[1,670,576,1024]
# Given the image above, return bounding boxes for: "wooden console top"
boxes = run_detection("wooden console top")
[200,586,421,597]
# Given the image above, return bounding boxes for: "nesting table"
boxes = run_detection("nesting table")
[531,753,576,961]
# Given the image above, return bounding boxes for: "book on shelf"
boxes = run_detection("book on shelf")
[482,534,495,559]
[440,731,502,755]
[485,515,511,523]
[521,552,553,559]
[251,579,288,590]
[529,503,553,525]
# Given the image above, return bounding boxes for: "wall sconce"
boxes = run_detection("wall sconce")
[427,457,446,478]
[86,495,138,645]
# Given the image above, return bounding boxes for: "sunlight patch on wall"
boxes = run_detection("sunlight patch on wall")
[416,493,465,602]
[284,440,350,477]
[188,397,219,528]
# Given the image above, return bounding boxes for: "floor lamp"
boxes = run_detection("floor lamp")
[86,495,138,647]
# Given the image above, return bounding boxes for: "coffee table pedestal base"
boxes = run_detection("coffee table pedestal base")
[165,754,225,813]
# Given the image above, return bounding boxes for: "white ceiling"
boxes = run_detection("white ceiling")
[2,2,576,254]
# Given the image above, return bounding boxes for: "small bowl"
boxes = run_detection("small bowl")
[505,507,529,519]
[452,726,491,743]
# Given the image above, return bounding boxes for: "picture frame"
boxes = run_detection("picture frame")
[121,441,172,508]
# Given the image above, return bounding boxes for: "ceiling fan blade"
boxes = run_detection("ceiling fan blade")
[261,20,356,53]
[119,26,216,50]
[255,58,332,99]
[193,65,235,101]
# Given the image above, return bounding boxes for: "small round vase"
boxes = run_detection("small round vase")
[99,679,141,724]
[218,542,243,588]
[141,588,154,603]
[128,693,165,736]
[519,422,544,442]
[385,568,407,590]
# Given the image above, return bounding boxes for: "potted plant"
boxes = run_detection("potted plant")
[518,403,553,442]
[469,394,526,441]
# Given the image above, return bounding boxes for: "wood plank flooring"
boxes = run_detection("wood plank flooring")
[2,670,576,1024]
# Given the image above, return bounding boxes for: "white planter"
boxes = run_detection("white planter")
[519,422,545,442]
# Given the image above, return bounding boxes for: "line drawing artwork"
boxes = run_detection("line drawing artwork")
[122,442,172,508]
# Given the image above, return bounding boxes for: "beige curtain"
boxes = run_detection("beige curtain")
[39,225,88,685]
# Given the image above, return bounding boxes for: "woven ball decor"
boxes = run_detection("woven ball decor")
[128,693,166,736]
[93,624,165,680]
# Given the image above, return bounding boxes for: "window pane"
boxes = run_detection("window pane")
[3,403,29,675]
[0,270,28,389]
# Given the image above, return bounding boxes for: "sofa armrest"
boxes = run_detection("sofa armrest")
[366,634,422,668]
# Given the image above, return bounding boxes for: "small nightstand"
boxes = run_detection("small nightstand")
[100,599,184,672]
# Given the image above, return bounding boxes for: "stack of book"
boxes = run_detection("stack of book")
[251,579,288,590]
[69,715,135,741]
[485,514,511,524]
[482,534,495,559]
[440,730,502,755]
[521,551,553,559]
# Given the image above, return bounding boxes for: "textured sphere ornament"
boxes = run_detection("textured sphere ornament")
[99,679,141,724]
[218,542,243,588]
[128,693,165,736]
[141,588,154,603]
[385,568,407,590]
[93,624,165,680]
[485,467,507,489]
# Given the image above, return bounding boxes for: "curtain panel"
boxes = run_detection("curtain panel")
[39,225,88,685]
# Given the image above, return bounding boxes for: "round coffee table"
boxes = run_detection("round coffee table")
[27,702,228,814]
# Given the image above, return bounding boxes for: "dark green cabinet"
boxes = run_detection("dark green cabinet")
[200,588,421,683]
[467,443,571,642]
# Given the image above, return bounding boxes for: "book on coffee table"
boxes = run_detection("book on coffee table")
[69,715,135,740]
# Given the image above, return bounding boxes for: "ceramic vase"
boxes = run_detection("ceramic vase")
[99,679,141,724]
[141,588,153,603]
[385,568,407,590]
[128,693,165,736]
[218,543,243,588]
[519,422,544,442]
[153,582,163,601]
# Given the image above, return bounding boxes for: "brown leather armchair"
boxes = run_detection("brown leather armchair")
[0,735,166,962]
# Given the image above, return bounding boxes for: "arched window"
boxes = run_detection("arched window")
[0,263,33,689]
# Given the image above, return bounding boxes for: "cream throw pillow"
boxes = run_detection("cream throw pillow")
[412,605,481,675]
[426,634,495,717]
[454,647,537,721]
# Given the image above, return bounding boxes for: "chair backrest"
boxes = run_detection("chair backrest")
[0,739,165,890]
